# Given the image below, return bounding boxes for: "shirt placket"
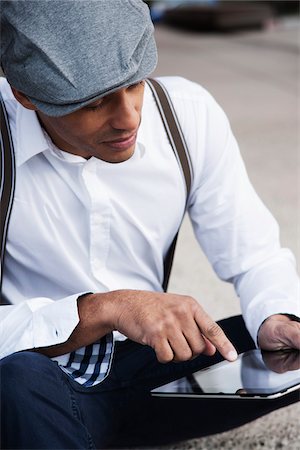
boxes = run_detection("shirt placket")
[81,159,111,283]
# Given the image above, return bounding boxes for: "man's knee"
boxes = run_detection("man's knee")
[0,351,60,404]
[0,353,92,449]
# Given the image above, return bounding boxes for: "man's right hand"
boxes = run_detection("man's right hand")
[35,289,237,363]
[78,290,237,364]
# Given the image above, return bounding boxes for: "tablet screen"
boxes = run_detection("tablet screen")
[151,349,300,398]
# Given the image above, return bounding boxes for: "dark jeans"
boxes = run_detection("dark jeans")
[1,315,299,449]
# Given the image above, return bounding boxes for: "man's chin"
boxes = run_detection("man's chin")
[96,145,136,164]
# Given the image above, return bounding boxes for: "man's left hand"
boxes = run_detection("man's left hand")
[258,314,300,352]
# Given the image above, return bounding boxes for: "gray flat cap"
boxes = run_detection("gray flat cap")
[1,0,157,116]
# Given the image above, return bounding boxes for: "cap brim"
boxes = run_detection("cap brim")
[28,37,157,117]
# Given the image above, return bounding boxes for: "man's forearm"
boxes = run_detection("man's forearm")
[33,293,114,357]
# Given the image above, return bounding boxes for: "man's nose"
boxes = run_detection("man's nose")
[109,91,140,132]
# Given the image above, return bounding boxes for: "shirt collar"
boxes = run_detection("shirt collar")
[16,103,49,167]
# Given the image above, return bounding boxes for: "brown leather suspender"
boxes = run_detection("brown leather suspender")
[0,94,15,304]
[147,78,193,291]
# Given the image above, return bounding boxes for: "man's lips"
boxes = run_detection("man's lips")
[103,133,137,150]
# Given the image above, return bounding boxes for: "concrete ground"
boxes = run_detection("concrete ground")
[148,16,299,450]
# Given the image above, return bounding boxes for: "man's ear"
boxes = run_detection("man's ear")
[11,87,37,111]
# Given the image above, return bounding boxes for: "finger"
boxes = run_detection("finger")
[153,339,174,364]
[195,310,237,362]
[202,335,217,356]
[182,322,215,357]
[168,332,195,362]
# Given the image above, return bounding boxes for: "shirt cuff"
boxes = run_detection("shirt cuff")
[27,293,82,348]
[245,299,300,347]
[0,293,88,360]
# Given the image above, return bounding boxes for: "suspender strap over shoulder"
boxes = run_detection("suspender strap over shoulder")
[146,78,193,291]
[146,78,193,202]
[0,80,192,300]
[0,93,15,304]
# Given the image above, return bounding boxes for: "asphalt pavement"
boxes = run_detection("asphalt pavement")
[148,16,300,450]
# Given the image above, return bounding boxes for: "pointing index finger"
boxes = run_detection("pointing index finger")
[195,311,238,362]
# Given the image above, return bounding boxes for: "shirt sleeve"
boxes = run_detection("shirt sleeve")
[0,293,81,360]
[187,88,300,343]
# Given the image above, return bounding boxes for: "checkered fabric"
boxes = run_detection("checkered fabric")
[59,333,114,387]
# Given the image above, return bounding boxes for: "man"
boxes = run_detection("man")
[0,1,299,449]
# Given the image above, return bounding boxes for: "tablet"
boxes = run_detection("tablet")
[151,349,300,399]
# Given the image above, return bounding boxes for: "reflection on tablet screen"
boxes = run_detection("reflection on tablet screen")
[152,349,300,397]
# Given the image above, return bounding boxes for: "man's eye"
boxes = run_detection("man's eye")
[129,80,145,90]
[85,101,104,111]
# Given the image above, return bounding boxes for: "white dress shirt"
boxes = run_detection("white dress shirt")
[0,76,299,362]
